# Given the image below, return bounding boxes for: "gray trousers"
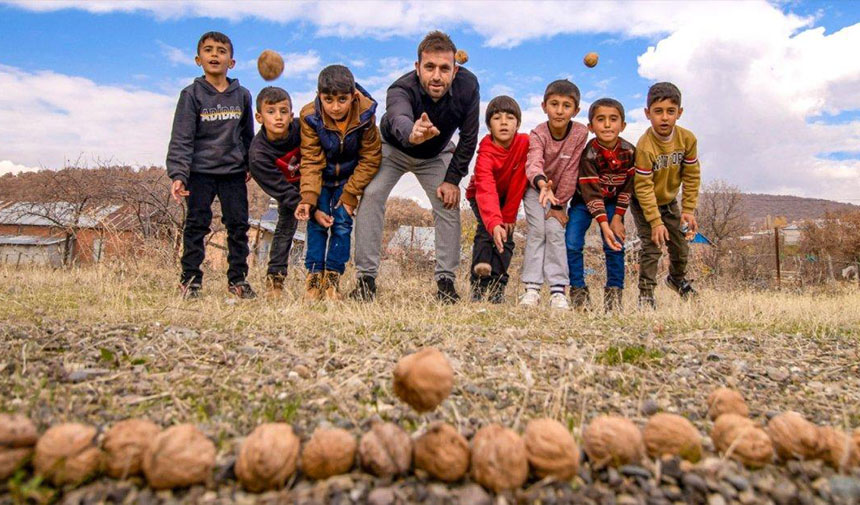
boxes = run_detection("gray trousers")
[354,140,460,281]
[521,187,569,288]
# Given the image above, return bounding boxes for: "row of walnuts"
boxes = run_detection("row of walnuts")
[2,348,859,494]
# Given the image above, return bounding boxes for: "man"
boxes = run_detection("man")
[351,30,480,303]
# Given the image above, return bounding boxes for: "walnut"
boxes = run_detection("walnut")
[142,424,216,489]
[257,50,284,81]
[523,418,579,480]
[455,50,469,65]
[583,416,645,469]
[707,388,749,421]
[642,413,703,462]
[766,412,825,461]
[0,414,38,448]
[470,424,528,492]
[235,423,300,492]
[393,348,454,412]
[358,422,412,478]
[33,423,102,486]
[712,414,773,468]
[102,419,160,479]
[413,422,469,482]
[300,427,356,480]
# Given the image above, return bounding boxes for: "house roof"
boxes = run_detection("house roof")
[0,201,126,229]
[248,216,306,241]
[0,234,66,246]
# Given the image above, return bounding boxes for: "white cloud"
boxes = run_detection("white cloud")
[0,160,40,175]
[156,40,193,67]
[236,50,322,80]
[0,64,177,169]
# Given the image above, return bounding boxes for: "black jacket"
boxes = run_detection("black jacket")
[380,68,480,185]
[166,76,254,185]
[248,121,302,210]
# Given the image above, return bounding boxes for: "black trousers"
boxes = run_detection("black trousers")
[267,198,299,277]
[469,198,515,287]
[180,172,250,286]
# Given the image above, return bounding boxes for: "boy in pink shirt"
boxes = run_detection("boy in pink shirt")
[521,80,588,309]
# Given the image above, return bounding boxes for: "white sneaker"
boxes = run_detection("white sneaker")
[519,289,540,306]
[550,292,569,310]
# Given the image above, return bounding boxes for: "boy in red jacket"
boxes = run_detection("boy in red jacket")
[464,96,529,303]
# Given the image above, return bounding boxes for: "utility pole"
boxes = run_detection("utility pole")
[774,226,781,288]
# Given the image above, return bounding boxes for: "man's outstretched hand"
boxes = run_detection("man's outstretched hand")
[171,180,189,203]
[436,182,460,210]
[409,112,440,145]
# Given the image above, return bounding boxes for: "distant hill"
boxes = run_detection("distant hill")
[737,193,860,226]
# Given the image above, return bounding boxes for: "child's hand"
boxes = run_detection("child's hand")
[503,222,516,235]
[681,212,698,239]
[294,203,312,221]
[609,214,626,243]
[492,225,507,253]
[408,112,441,145]
[651,223,670,247]
[170,180,189,203]
[335,200,355,217]
[546,207,569,227]
[600,221,623,251]
[538,179,559,207]
[314,209,334,228]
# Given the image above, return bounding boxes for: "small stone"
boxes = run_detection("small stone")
[616,494,638,505]
[682,473,708,494]
[457,484,492,505]
[738,490,757,505]
[707,494,726,505]
[641,399,659,416]
[608,467,622,486]
[294,365,312,379]
[664,486,682,501]
[620,465,652,479]
[830,477,860,502]
[766,367,789,382]
[367,487,395,505]
[725,474,750,492]
[772,480,798,505]
[811,477,830,497]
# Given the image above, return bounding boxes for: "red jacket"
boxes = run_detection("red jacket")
[465,133,530,233]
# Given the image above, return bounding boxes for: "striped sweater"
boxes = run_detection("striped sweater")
[577,137,635,223]
[633,126,701,227]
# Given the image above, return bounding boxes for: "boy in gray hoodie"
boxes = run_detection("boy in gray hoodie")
[167,31,256,299]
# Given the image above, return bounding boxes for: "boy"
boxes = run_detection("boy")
[567,98,635,312]
[464,95,529,303]
[631,82,701,308]
[295,65,382,300]
[166,31,255,299]
[247,86,301,294]
[521,80,588,309]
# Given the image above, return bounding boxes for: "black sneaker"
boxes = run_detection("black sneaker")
[228,281,257,299]
[180,282,202,300]
[486,280,506,304]
[604,287,623,312]
[349,275,377,302]
[638,292,657,309]
[665,276,698,299]
[569,286,591,310]
[470,278,488,302]
[436,277,460,304]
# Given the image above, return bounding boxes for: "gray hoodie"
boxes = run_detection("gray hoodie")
[166,76,254,185]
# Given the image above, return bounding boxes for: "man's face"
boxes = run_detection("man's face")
[541,94,579,130]
[415,50,458,100]
[255,100,292,138]
[320,91,356,121]
[588,105,626,147]
[195,38,234,76]
[644,98,683,137]
[488,111,519,147]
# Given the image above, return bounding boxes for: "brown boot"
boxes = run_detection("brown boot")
[266,274,285,297]
[323,270,343,301]
[304,272,323,301]
[604,287,623,312]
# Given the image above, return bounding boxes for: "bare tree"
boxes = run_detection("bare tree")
[697,180,749,275]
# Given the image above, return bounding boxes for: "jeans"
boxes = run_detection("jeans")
[353,140,459,281]
[305,183,353,274]
[565,199,625,289]
[181,172,249,286]
[469,198,515,286]
[267,197,299,277]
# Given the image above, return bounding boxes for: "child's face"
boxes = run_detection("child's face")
[255,100,293,138]
[644,98,683,137]
[320,91,356,122]
[194,38,235,77]
[541,94,580,130]
[415,51,458,101]
[588,106,626,147]
[488,111,519,147]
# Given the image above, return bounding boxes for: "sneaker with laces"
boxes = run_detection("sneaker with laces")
[638,292,657,309]
[436,277,460,304]
[549,292,569,310]
[349,275,377,302]
[228,281,257,299]
[519,289,540,306]
[180,282,202,300]
[487,281,506,304]
[569,286,591,310]
[665,275,698,299]
[604,287,623,312]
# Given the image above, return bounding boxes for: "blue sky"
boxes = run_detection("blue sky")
[0,0,858,205]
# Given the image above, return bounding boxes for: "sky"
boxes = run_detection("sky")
[0,0,858,206]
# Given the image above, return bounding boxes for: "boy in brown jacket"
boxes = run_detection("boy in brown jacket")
[294,65,382,300]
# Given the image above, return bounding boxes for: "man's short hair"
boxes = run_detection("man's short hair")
[317,65,355,95]
[197,31,233,57]
[588,98,625,123]
[485,95,522,128]
[417,30,457,62]
[256,86,292,113]
[647,82,682,107]
[543,79,581,107]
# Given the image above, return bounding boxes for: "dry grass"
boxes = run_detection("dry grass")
[1,260,859,459]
